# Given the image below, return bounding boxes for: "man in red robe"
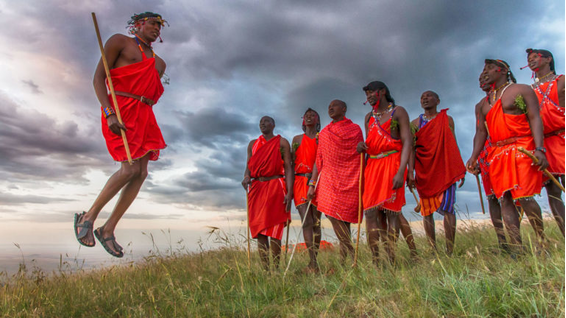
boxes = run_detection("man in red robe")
[474,75,507,250]
[242,116,293,270]
[74,12,168,258]
[308,100,364,263]
[467,59,548,253]
[526,48,565,237]
[408,91,465,256]
[357,81,414,264]
[292,108,321,272]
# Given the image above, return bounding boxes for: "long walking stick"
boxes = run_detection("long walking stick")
[409,187,421,213]
[475,174,486,214]
[92,12,133,165]
[353,153,364,267]
[518,147,565,192]
[284,217,290,264]
[245,186,251,266]
[283,173,321,278]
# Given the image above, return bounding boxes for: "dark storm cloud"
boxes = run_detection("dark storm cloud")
[2,1,563,214]
[0,92,108,182]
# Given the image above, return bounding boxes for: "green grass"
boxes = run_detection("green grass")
[0,222,564,317]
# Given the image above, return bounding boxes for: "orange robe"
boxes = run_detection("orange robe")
[485,95,542,200]
[293,134,318,208]
[363,114,406,213]
[247,135,290,239]
[478,139,495,197]
[316,118,364,223]
[533,75,565,178]
[101,56,166,162]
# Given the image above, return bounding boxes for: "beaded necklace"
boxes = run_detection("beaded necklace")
[491,81,511,103]
[421,112,437,121]
[134,34,155,58]
[372,103,394,121]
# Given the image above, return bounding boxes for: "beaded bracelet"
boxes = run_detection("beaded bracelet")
[103,106,115,118]
[308,180,317,187]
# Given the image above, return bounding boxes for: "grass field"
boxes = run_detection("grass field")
[0,221,564,317]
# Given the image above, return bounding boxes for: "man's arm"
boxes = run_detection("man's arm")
[558,75,565,108]
[356,112,371,153]
[306,164,318,201]
[93,34,128,136]
[521,85,549,170]
[241,140,255,189]
[281,137,294,211]
[466,101,488,173]
[407,118,419,189]
[393,106,412,190]
[448,115,465,188]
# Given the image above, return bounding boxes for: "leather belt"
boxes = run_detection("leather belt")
[252,175,284,182]
[545,129,565,138]
[494,135,529,147]
[115,91,155,106]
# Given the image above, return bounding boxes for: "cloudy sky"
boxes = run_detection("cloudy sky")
[0,0,564,263]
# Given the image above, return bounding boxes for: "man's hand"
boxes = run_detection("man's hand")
[241,176,251,190]
[356,142,368,154]
[392,172,404,190]
[307,186,316,201]
[407,172,415,189]
[458,177,465,188]
[284,193,293,212]
[466,157,479,174]
[107,114,127,136]
[533,150,549,171]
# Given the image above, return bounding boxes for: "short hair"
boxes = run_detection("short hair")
[424,90,439,100]
[261,116,275,125]
[302,108,321,133]
[526,48,556,74]
[485,59,517,83]
[127,12,169,34]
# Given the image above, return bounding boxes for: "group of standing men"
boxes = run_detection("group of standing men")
[243,51,564,271]
[71,12,563,264]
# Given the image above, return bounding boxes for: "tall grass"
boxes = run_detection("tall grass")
[0,222,563,317]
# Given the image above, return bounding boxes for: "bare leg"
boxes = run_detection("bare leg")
[443,212,456,256]
[500,192,522,251]
[257,234,270,270]
[97,156,150,254]
[487,196,508,250]
[398,213,417,257]
[270,238,282,269]
[423,214,436,251]
[76,158,145,246]
[385,212,400,264]
[365,209,380,265]
[297,204,318,269]
[517,197,547,251]
[327,216,353,264]
[545,179,565,238]
[312,208,322,262]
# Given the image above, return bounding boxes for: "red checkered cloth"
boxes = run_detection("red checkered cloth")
[315,118,364,223]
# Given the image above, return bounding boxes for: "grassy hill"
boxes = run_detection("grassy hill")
[1,222,564,317]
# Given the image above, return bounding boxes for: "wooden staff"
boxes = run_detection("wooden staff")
[283,173,321,278]
[245,186,251,266]
[353,153,364,267]
[518,147,565,192]
[284,218,290,264]
[92,12,133,165]
[409,187,421,213]
[475,174,486,214]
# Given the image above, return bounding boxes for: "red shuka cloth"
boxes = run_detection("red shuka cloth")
[294,134,318,207]
[247,135,290,238]
[363,114,406,213]
[101,58,166,162]
[315,118,364,223]
[534,75,565,176]
[414,109,466,198]
[485,97,542,199]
